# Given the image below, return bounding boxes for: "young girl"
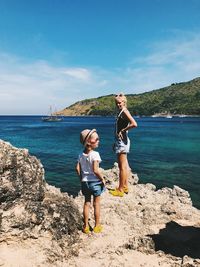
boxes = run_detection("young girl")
[76,129,105,234]
[110,93,137,197]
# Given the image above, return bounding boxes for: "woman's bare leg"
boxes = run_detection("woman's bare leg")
[118,153,129,191]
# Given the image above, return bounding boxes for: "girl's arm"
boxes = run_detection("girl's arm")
[76,162,82,181]
[93,161,105,185]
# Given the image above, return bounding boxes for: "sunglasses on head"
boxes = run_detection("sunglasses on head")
[115,93,124,97]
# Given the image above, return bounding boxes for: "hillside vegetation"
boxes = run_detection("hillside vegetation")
[57,77,200,116]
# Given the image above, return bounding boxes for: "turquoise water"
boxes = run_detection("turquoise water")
[0,116,200,208]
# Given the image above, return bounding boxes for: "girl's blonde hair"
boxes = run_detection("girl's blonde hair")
[115,93,127,106]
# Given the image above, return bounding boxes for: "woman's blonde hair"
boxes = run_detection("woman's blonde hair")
[115,93,127,106]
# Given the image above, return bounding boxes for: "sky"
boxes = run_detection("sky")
[0,0,200,115]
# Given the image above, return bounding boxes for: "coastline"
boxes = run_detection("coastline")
[1,114,200,117]
[1,115,200,210]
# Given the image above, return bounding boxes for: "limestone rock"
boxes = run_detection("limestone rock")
[100,161,139,187]
[70,164,200,267]
[0,140,82,266]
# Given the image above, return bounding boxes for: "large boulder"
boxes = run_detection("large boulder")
[0,140,82,266]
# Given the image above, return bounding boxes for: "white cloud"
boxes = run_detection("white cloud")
[0,31,200,114]
[63,68,91,81]
[0,55,104,114]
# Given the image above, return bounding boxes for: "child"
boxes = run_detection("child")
[76,128,105,234]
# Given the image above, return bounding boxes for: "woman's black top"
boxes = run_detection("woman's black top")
[115,108,129,140]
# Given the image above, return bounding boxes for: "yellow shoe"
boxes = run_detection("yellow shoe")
[93,225,103,233]
[82,226,90,234]
[123,186,129,194]
[109,189,124,197]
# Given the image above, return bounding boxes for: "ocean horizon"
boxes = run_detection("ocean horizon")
[0,115,200,209]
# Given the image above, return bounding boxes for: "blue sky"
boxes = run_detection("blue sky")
[0,0,200,114]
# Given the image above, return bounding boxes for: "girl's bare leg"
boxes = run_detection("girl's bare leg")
[93,196,101,226]
[83,201,91,228]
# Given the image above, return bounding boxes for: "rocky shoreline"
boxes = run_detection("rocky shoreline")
[1,140,200,267]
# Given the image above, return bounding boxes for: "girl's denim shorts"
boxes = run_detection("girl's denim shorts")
[81,181,105,199]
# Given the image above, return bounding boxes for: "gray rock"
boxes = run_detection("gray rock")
[0,139,82,264]
[100,162,139,186]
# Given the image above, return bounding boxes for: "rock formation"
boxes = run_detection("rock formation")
[1,140,200,267]
[70,164,200,267]
[0,140,82,267]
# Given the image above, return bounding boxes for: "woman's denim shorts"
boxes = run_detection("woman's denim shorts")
[81,181,105,200]
[113,137,130,154]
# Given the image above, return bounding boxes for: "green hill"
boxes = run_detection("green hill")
[57,77,200,116]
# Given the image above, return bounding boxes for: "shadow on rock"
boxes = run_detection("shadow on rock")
[149,221,200,259]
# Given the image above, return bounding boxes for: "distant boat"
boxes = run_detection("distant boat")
[178,114,187,118]
[42,106,63,122]
[152,112,173,118]
[166,114,173,118]
[151,114,160,117]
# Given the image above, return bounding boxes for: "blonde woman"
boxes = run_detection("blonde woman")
[109,93,137,197]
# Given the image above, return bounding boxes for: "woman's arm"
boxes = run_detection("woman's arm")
[118,109,137,139]
[123,108,137,130]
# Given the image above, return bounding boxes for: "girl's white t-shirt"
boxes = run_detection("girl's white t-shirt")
[78,150,102,182]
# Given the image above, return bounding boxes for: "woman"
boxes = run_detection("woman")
[109,93,137,197]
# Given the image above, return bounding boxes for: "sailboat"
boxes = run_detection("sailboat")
[42,106,63,122]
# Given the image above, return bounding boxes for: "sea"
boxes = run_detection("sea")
[0,115,200,208]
